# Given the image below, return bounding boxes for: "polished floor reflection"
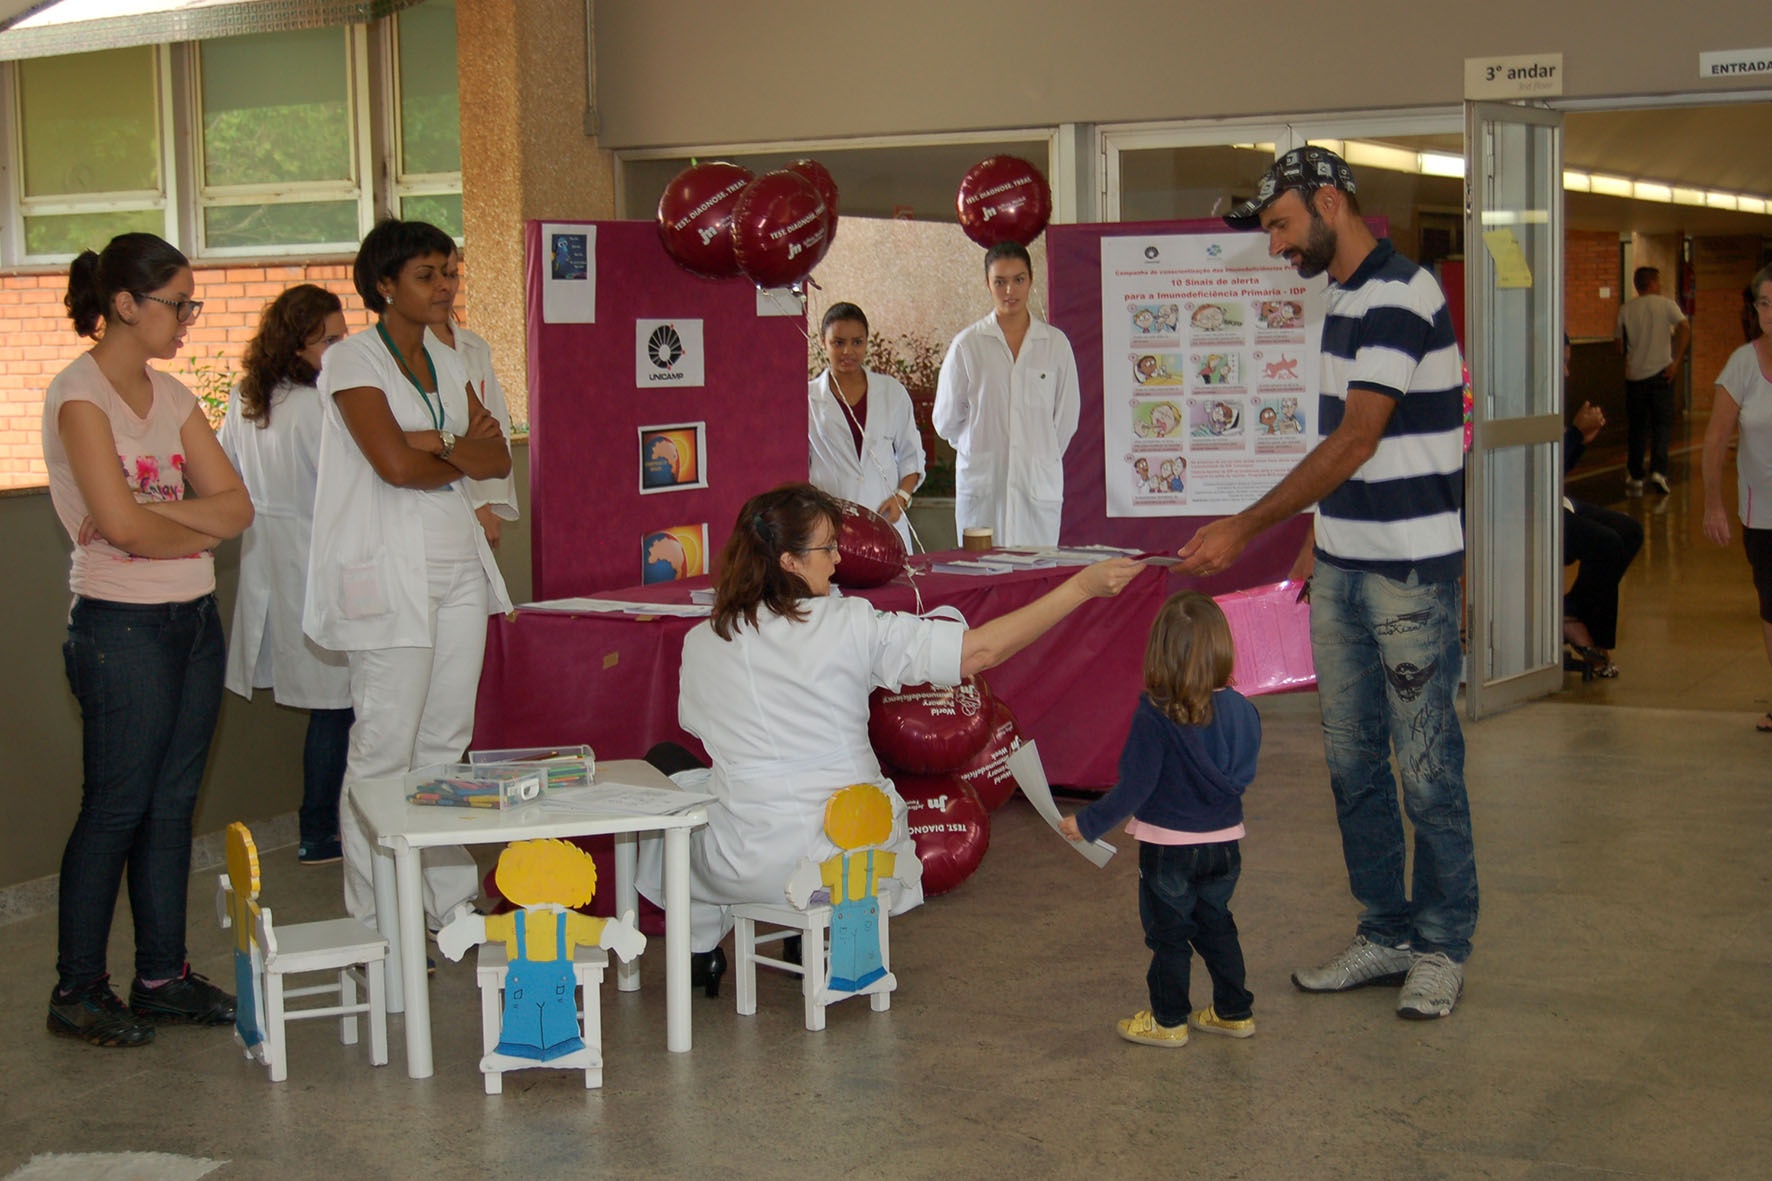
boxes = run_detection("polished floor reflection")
[2,453,1767,1179]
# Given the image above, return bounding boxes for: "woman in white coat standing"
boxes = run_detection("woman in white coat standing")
[220,284,352,866]
[636,483,1144,995]
[808,302,925,549]
[304,219,512,929]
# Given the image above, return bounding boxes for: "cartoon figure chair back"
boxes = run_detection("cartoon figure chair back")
[437,838,645,1090]
[221,821,267,1062]
[805,784,898,991]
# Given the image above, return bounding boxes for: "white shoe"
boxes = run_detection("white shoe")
[1624,478,1645,496]
[1396,951,1464,1019]
[1647,472,1671,494]
[1292,934,1413,992]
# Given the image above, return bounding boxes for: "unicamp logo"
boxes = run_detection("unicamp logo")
[647,324,685,371]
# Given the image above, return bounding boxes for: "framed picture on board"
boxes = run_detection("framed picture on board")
[638,423,708,494]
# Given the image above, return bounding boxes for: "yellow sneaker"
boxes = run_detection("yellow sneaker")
[1188,1006,1256,1038]
[1116,1010,1189,1048]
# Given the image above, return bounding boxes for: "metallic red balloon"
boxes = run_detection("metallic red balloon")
[787,158,840,220]
[892,771,990,897]
[956,155,1052,248]
[868,675,994,775]
[730,170,832,290]
[832,498,906,588]
[952,697,1025,812]
[656,161,753,279]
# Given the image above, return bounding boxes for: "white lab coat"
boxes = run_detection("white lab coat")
[636,595,965,951]
[303,331,512,652]
[426,325,518,522]
[807,368,925,549]
[218,379,351,709]
[933,312,1080,547]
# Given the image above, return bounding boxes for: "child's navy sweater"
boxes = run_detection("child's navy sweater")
[1074,688,1260,844]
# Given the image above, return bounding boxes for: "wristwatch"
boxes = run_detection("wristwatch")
[894,488,913,507]
[438,430,457,460]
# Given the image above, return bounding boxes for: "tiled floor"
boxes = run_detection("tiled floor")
[2,451,1767,1179]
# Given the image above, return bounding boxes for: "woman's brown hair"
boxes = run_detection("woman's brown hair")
[1143,590,1235,727]
[710,483,842,640]
[237,284,344,425]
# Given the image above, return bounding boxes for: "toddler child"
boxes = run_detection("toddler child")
[1060,590,1260,1047]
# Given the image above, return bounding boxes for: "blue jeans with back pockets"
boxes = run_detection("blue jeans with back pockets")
[1309,561,1477,963]
[57,595,225,992]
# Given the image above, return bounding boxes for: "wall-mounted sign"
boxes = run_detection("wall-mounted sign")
[1464,54,1564,100]
[1699,47,1772,78]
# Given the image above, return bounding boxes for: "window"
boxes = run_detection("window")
[197,26,361,252]
[1,0,463,263]
[15,46,167,255]
[393,0,463,237]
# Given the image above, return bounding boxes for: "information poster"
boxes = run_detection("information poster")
[1101,233,1326,517]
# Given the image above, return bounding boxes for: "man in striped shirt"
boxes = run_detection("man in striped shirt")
[1177,147,1475,1020]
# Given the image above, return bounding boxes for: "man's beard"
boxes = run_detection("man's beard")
[1291,208,1337,279]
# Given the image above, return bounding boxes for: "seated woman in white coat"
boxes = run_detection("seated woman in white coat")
[637,483,1144,995]
[304,219,512,930]
[219,284,352,866]
[808,302,925,549]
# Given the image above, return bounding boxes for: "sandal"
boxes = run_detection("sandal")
[1757,713,1772,733]
[1565,644,1618,681]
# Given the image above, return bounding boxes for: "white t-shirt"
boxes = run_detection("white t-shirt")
[1715,342,1772,529]
[1616,294,1687,381]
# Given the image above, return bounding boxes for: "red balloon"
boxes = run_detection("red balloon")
[832,498,906,588]
[893,771,990,897]
[956,155,1052,249]
[787,158,840,221]
[869,676,994,774]
[953,697,1026,812]
[657,161,753,279]
[730,170,832,290]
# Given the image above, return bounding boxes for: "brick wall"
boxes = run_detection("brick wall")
[1689,236,1764,416]
[1565,229,1621,339]
[0,261,473,491]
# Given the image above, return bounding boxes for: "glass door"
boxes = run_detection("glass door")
[1463,101,1565,717]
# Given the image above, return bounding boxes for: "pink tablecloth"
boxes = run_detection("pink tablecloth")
[473,555,1177,790]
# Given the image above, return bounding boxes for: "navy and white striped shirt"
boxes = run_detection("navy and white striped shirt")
[1315,239,1465,582]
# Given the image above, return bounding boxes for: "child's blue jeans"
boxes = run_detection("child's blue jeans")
[1139,839,1252,1028]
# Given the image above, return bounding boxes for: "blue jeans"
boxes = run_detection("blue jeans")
[1138,840,1252,1028]
[1309,562,1478,962]
[301,707,354,846]
[57,595,225,991]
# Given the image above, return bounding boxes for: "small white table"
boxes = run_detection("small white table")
[345,760,707,1079]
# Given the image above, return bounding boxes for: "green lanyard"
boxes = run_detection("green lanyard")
[376,323,443,430]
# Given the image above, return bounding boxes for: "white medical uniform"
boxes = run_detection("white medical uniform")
[807,368,926,549]
[933,312,1080,547]
[305,330,513,927]
[426,325,518,523]
[636,595,965,952]
[219,380,352,709]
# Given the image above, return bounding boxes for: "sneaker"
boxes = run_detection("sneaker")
[1292,934,1414,992]
[1116,1010,1189,1048]
[48,977,154,1047]
[1397,952,1464,1020]
[1188,1006,1256,1039]
[298,836,342,865]
[1647,472,1671,494]
[129,965,236,1025]
[1624,477,1645,496]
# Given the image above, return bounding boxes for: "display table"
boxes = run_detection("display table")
[475,555,1174,789]
[345,760,707,1078]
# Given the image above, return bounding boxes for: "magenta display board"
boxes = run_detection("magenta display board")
[1046,218,1380,593]
[525,220,808,600]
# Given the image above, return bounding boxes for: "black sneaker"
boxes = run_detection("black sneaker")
[48,976,154,1047]
[298,836,343,865]
[129,965,236,1025]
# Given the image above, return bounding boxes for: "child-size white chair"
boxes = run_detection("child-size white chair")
[216,821,389,1084]
[473,941,609,1094]
[731,900,895,1032]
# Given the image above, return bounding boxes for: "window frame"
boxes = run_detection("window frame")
[387,0,463,236]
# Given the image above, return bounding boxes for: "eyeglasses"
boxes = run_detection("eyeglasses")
[799,543,841,556]
[138,293,204,323]
[1756,297,1772,311]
